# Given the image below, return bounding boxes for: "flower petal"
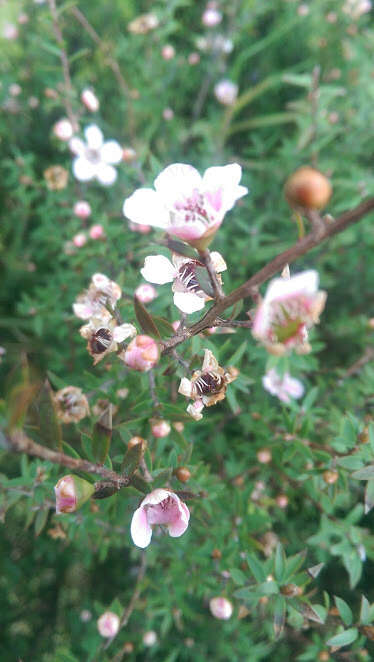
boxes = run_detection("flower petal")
[283,374,304,399]
[173,291,205,314]
[100,140,123,165]
[264,270,319,306]
[130,506,152,548]
[95,163,117,186]
[69,136,86,156]
[210,251,227,273]
[141,255,176,284]
[123,188,169,228]
[168,496,190,537]
[113,323,137,343]
[84,124,103,150]
[72,156,96,182]
[202,163,248,214]
[154,163,202,206]
[141,488,171,507]
[202,348,219,372]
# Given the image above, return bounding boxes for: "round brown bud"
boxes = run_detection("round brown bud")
[276,494,289,508]
[284,166,332,210]
[318,652,330,662]
[123,642,134,654]
[128,436,147,450]
[211,548,222,560]
[175,466,191,483]
[233,475,245,487]
[358,427,369,444]
[323,470,338,485]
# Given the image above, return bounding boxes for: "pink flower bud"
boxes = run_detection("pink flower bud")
[214,79,238,106]
[209,597,233,620]
[74,200,92,219]
[81,88,100,112]
[89,224,106,240]
[97,611,120,638]
[131,488,190,548]
[73,232,87,248]
[123,335,159,372]
[18,13,29,25]
[163,107,174,121]
[143,630,158,646]
[128,221,152,234]
[135,283,157,304]
[202,8,222,27]
[162,44,175,60]
[257,448,272,464]
[151,419,171,438]
[54,475,94,514]
[188,52,200,65]
[53,118,74,142]
[122,147,137,163]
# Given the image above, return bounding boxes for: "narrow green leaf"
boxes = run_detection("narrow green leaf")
[274,543,286,582]
[229,568,247,586]
[245,553,266,583]
[326,627,358,649]
[352,465,374,480]
[307,563,325,579]
[273,595,286,639]
[334,596,353,627]
[195,267,214,297]
[360,595,371,625]
[166,239,198,259]
[34,508,49,537]
[121,443,143,478]
[365,480,374,514]
[134,296,161,338]
[31,379,62,451]
[152,316,175,337]
[130,472,151,494]
[92,405,112,464]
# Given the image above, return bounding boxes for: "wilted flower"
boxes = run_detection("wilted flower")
[130,488,190,548]
[97,611,120,638]
[135,283,157,304]
[81,88,100,112]
[54,386,90,423]
[179,349,238,420]
[89,224,106,240]
[120,335,159,372]
[123,162,247,249]
[73,232,87,248]
[209,597,233,620]
[128,12,159,34]
[53,118,74,141]
[69,124,123,186]
[151,419,171,438]
[143,630,158,646]
[54,475,94,514]
[262,368,304,403]
[202,7,222,27]
[80,317,136,365]
[141,252,226,314]
[252,270,326,354]
[162,44,175,60]
[74,200,91,219]
[73,273,122,321]
[44,165,69,190]
[214,79,238,106]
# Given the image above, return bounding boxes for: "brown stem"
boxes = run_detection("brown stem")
[198,248,224,300]
[8,429,129,486]
[47,0,79,132]
[161,196,374,354]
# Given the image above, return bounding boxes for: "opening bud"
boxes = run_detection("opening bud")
[151,419,171,438]
[122,335,159,372]
[209,597,233,620]
[54,475,94,514]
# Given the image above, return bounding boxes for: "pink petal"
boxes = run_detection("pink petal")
[202,163,248,214]
[154,163,202,206]
[168,498,190,537]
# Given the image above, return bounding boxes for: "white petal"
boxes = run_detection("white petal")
[173,291,205,314]
[113,323,137,343]
[72,156,96,182]
[69,136,86,156]
[130,506,152,548]
[283,374,304,399]
[95,163,117,186]
[100,140,123,165]
[141,255,176,284]
[84,124,103,150]
[264,270,319,305]
[210,251,227,273]
[92,273,110,289]
[154,163,202,206]
[202,348,219,372]
[123,188,169,228]
[178,378,193,398]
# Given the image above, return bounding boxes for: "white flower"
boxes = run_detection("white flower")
[262,369,304,404]
[141,252,226,314]
[69,125,123,186]
[123,162,247,248]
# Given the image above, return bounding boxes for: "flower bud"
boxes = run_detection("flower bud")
[74,200,91,219]
[175,467,191,483]
[323,470,338,485]
[151,419,171,438]
[122,642,134,654]
[209,597,233,620]
[135,283,157,304]
[89,224,106,240]
[188,52,200,65]
[143,630,157,646]
[276,494,289,508]
[257,448,272,464]
[173,421,184,432]
[214,79,238,106]
[97,611,120,638]
[211,548,222,560]
[81,88,100,112]
[358,427,369,444]
[122,147,137,163]
[318,653,330,662]
[54,475,94,514]
[284,166,332,210]
[202,8,222,27]
[122,335,159,372]
[128,436,147,451]
[162,44,175,60]
[73,232,87,248]
[53,118,74,142]
[163,107,174,121]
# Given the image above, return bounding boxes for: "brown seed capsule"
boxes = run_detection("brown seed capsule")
[175,467,191,483]
[284,166,332,210]
[323,470,338,485]
[358,427,369,444]
[211,548,222,560]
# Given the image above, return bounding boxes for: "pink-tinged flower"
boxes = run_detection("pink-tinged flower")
[120,335,159,372]
[54,475,94,514]
[74,200,91,219]
[252,270,326,355]
[69,125,123,186]
[163,107,174,121]
[188,52,200,65]
[262,368,304,404]
[143,630,158,647]
[162,44,175,60]
[202,7,222,27]
[73,232,87,248]
[151,419,171,438]
[97,612,120,638]
[81,88,100,112]
[80,317,137,365]
[53,118,74,142]
[128,220,152,234]
[130,488,190,548]
[123,162,247,249]
[73,273,122,321]
[3,23,19,40]
[214,79,238,106]
[209,597,233,620]
[89,224,106,240]
[141,251,226,314]
[135,283,157,304]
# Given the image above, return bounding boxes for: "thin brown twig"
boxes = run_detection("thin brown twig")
[47,0,79,132]
[161,196,374,354]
